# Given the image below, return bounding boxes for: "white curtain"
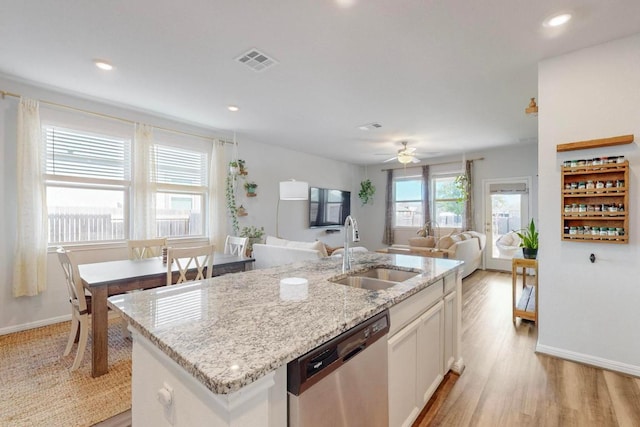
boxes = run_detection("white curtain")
[13,98,48,297]
[209,140,227,250]
[132,123,156,239]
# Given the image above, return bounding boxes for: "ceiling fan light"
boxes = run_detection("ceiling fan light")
[397,153,414,164]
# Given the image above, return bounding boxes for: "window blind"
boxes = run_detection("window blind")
[45,126,131,180]
[153,145,207,187]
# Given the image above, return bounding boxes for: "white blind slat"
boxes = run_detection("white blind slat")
[45,126,131,181]
[153,145,207,187]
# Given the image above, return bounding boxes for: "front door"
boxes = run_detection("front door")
[483,178,531,271]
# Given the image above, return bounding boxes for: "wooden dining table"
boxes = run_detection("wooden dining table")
[78,253,254,377]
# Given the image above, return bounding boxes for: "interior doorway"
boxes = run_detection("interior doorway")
[483,178,531,271]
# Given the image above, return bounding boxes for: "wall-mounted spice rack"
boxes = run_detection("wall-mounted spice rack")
[561,161,629,244]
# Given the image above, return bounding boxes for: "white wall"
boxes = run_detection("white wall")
[0,76,359,333]
[357,143,539,253]
[537,33,640,376]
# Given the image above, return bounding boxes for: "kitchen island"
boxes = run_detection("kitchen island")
[109,251,464,426]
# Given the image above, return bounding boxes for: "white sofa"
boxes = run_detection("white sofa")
[396,230,486,278]
[252,236,328,269]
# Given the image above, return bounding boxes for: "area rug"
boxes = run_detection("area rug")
[0,318,132,426]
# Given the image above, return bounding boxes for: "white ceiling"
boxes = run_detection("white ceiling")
[2,1,640,165]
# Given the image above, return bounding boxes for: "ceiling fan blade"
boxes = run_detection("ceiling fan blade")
[411,157,421,163]
[382,156,398,163]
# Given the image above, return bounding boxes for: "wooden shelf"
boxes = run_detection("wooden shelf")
[556,134,634,152]
[561,161,629,244]
[512,257,537,324]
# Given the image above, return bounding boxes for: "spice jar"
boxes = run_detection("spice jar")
[591,227,600,236]
[596,181,605,189]
[586,180,594,190]
[605,181,614,188]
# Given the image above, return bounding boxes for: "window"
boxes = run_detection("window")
[45,126,131,244]
[394,175,423,227]
[152,144,208,238]
[44,122,211,244]
[433,175,464,228]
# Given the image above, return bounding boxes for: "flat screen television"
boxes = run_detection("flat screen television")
[309,187,351,228]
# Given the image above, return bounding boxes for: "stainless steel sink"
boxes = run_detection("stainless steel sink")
[330,267,420,291]
[331,276,397,291]
[352,268,419,282]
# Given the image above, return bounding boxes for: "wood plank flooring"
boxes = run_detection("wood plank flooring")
[415,270,640,427]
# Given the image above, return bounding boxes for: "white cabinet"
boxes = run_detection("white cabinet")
[388,315,422,427]
[443,290,456,372]
[416,300,444,406]
[388,270,463,427]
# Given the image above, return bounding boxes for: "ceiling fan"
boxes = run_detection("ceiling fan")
[381,141,421,164]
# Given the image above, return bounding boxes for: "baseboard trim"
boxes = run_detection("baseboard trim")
[1,310,122,336]
[536,343,640,377]
[0,314,71,336]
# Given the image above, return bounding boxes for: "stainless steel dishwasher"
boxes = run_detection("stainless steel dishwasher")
[287,310,390,427]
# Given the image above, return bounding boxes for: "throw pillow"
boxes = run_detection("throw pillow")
[266,236,288,246]
[409,236,436,248]
[436,236,456,250]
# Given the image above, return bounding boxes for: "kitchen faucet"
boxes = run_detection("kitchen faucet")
[343,215,360,272]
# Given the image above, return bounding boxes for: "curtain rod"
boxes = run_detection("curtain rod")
[1,89,235,144]
[380,156,484,172]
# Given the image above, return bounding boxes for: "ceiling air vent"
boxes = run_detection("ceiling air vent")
[236,49,277,72]
[358,123,382,131]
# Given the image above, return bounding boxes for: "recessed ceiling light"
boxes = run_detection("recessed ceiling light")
[543,13,572,27]
[227,105,239,112]
[93,59,113,71]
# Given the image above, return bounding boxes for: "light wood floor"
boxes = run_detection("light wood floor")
[415,270,640,427]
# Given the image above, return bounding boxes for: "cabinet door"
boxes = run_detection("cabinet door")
[416,300,444,406]
[443,290,456,372]
[388,316,421,427]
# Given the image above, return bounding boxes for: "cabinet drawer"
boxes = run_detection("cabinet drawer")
[444,273,456,294]
[389,280,443,337]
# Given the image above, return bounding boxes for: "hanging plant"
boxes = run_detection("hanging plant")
[454,174,469,202]
[225,172,239,235]
[358,179,376,205]
[238,159,248,175]
[244,181,258,197]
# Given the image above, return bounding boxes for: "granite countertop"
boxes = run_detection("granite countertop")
[108,252,462,395]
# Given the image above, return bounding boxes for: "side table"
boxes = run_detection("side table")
[512,256,538,324]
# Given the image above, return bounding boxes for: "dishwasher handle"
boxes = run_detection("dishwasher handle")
[339,337,367,362]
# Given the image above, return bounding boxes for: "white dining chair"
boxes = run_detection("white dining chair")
[224,236,248,258]
[127,237,167,260]
[167,244,215,285]
[57,247,90,371]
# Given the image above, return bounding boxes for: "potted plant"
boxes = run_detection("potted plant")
[515,218,539,259]
[229,161,240,175]
[240,225,265,256]
[244,181,258,197]
[238,159,248,175]
[358,179,376,205]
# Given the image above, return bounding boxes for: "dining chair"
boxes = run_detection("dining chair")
[57,247,90,371]
[167,244,215,285]
[224,236,248,258]
[127,237,167,260]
